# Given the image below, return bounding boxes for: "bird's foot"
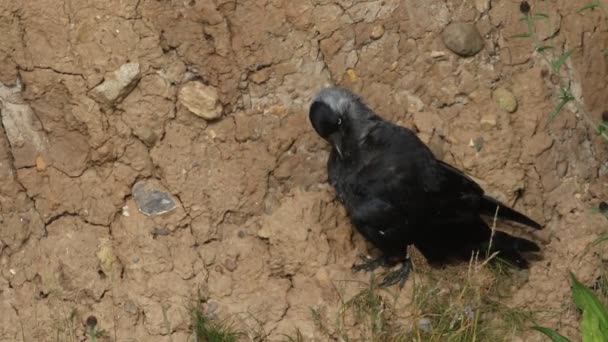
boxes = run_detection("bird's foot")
[379,258,412,289]
[351,254,388,272]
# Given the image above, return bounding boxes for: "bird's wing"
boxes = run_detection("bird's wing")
[359,123,484,221]
[435,158,542,229]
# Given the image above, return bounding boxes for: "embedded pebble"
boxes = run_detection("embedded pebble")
[430,50,446,58]
[178,81,223,120]
[35,155,47,171]
[418,318,432,333]
[132,180,177,216]
[124,300,139,315]
[493,87,518,113]
[151,227,170,237]
[370,24,385,40]
[224,258,237,272]
[442,22,484,57]
[90,62,141,106]
[475,0,490,13]
[480,114,497,129]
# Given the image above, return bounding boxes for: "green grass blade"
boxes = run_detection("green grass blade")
[531,326,572,342]
[531,13,550,20]
[570,272,608,340]
[549,98,570,120]
[536,45,554,52]
[512,32,532,38]
[552,48,576,74]
[581,309,603,342]
[579,2,601,13]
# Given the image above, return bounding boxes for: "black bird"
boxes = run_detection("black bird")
[309,87,542,287]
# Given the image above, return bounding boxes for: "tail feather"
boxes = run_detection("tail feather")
[414,217,540,268]
[486,231,540,268]
[481,195,542,230]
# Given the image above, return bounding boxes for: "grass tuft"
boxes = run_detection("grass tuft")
[191,306,241,342]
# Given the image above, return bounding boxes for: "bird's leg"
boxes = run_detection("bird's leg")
[379,257,412,289]
[351,254,389,272]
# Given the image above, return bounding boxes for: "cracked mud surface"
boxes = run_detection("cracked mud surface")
[1,0,608,341]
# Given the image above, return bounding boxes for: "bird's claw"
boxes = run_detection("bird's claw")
[379,259,412,289]
[351,255,387,272]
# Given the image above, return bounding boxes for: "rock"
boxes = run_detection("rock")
[345,68,358,82]
[492,88,518,113]
[150,227,170,237]
[480,114,497,129]
[0,80,49,168]
[90,63,141,106]
[124,300,139,315]
[418,318,432,333]
[132,180,178,216]
[370,24,385,40]
[178,81,223,120]
[430,50,446,58]
[442,22,484,57]
[473,136,484,152]
[96,238,117,275]
[251,68,271,84]
[224,257,237,272]
[475,0,490,13]
[135,126,158,147]
[35,155,47,171]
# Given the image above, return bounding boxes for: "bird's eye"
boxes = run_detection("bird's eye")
[337,117,343,125]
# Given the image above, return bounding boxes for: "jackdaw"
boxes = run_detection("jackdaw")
[309,87,542,287]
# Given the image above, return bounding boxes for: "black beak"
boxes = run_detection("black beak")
[328,132,344,159]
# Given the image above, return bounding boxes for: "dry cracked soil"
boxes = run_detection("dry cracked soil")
[1,0,608,341]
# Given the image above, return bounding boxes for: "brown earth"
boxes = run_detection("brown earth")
[1,0,608,341]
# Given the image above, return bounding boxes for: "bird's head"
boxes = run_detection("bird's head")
[309,87,375,159]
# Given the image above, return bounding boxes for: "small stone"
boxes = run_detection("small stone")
[124,300,139,315]
[35,155,47,171]
[205,300,219,315]
[475,0,490,13]
[492,88,518,113]
[473,136,484,152]
[135,127,158,147]
[418,318,432,333]
[96,238,116,274]
[224,258,237,272]
[430,50,446,58]
[1,80,49,168]
[520,1,531,14]
[370,24,385,40]
[345,68,358,82]
[132,180,178,216]
[442,22,484,57]
[90,63,141,106]
[251,68,271,84]
[480,114,497,129]
[150,227,170,237]
[178,81,223,121]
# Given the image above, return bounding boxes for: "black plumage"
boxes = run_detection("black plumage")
[309,87,542,287]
